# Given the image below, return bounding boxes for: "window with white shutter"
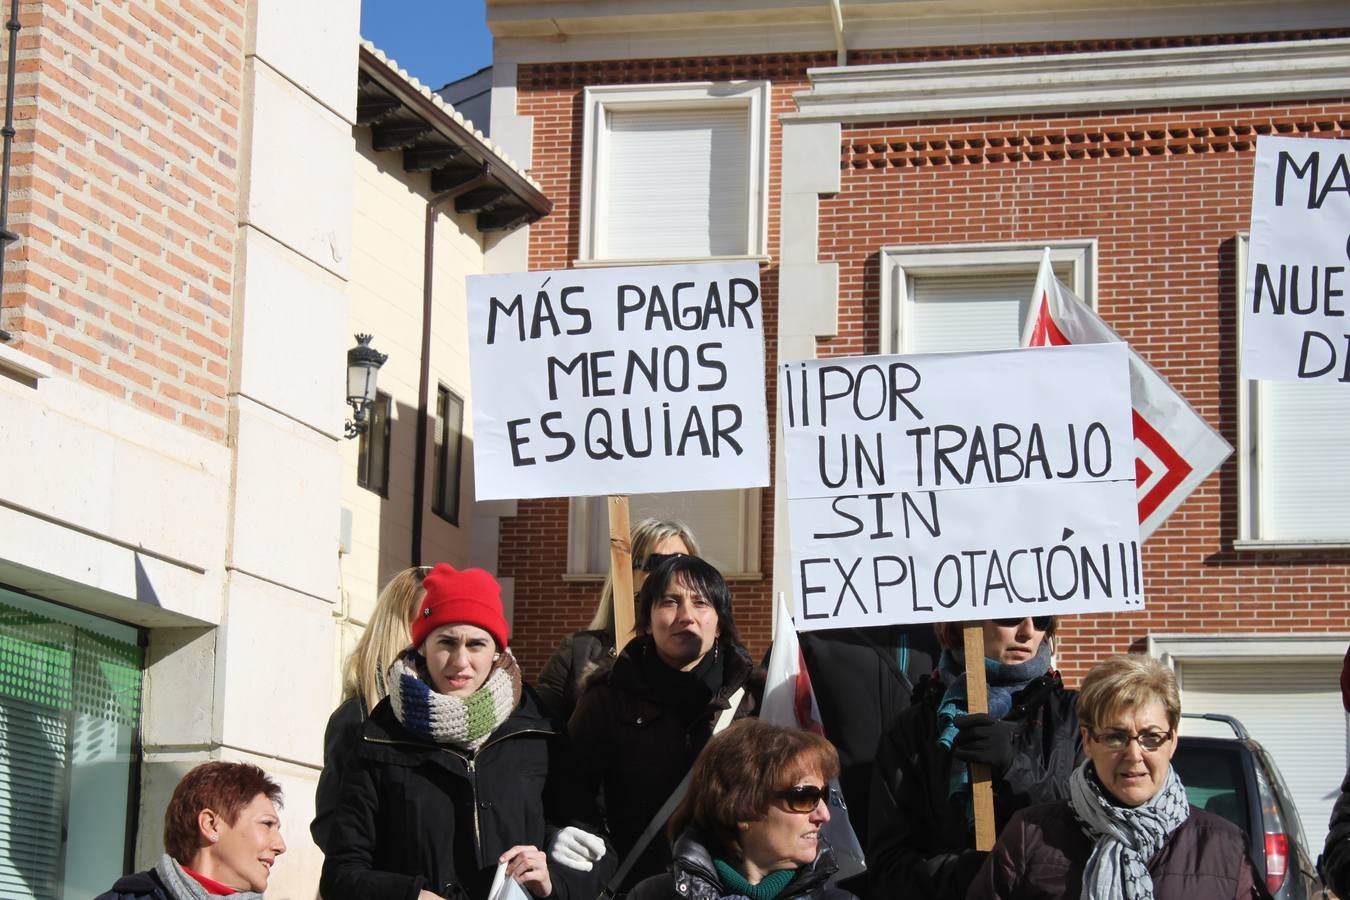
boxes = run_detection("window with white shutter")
[580,82,769,263]
[0,587,143,899]
[568,489,762,579]
[1236,234,1350,544]
[880,242,1095,354]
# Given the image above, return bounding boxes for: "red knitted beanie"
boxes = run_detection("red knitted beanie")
[411,563,509,650]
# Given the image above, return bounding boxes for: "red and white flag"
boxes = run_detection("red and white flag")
[762,593,866,882]
[1021,249,1231,539]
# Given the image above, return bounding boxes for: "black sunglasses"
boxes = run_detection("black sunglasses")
[991,616,1053,631]
[636,552,685,573]
[777,784,827,814]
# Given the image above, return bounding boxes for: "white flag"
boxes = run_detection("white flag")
[763,593,866,882]
[1021,249,1231,539]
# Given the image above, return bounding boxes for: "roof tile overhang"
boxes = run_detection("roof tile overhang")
[357,42,552,232]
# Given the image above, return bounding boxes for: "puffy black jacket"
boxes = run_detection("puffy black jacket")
[868,671,1081,900]
[94,870,173,900]
[535,628,614,723]
[568,636,761,890]
[968,802,1265,900]
[318,686,595,900]
[628,829,856,900]
[1321,765,1350,898]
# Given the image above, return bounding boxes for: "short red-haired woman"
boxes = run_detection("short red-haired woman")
[627,718,855,900]
[95,761,286,899]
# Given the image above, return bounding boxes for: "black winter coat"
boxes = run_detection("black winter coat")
[868,671,1081,900]
[799,625,940,847]
[1321,764,1350,898]
[536,628,614,723]
[94,870,173,900]
[967,802,1265,900]
[311,693,366,853]
[568,636,761,890]
[318,687,593,900]
[628,829,856,900]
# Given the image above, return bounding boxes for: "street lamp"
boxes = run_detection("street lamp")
[345,333,387,439]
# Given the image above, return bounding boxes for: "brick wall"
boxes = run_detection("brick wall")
[0,0,244,441]
[825,101,1350,681]
[509,31,1350,682]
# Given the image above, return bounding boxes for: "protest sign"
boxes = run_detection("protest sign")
[781,343,1141,631]
[466,262,770,501]
[1242,135,1350,382]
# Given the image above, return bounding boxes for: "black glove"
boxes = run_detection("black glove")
[951,713,1017,776]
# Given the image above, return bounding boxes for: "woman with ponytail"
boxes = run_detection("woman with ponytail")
[868,617,1082,900]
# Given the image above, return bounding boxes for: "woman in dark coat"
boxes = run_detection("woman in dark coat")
[536,517,700,723]
[629,719,855,900]
[312,565,426,852]
[968,654,1266,900]
[569,553,760,890]
[868,616,1081,900]
[319,564,589,900]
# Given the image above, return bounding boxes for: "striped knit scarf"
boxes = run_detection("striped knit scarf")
[388,647,522,750]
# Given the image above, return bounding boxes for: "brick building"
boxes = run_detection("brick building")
[0,1,545,895]
[483,0,1350,855]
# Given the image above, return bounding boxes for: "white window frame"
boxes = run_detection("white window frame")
[878,240,1097,354]
[578,81,771,266]
[564,490,763,580]
[1235,233,1350,549]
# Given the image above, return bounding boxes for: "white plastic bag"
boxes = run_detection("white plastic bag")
[486,860,532,900]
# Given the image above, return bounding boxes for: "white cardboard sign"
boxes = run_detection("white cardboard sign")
[780,344,1142,630]
[1242,135,1350,382]
[466,262,769,501]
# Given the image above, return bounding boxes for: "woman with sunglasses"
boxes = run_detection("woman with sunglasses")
[968,654,1262,900]
[628,719,855,900]
[869,616,1082,900]
[536,517,700,724]
[568,553,761,891]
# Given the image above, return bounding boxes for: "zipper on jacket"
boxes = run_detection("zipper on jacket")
[366,727,555,863]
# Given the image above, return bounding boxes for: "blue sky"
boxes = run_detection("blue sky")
[361,0,493,90]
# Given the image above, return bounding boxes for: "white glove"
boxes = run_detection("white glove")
[548,826,607,872]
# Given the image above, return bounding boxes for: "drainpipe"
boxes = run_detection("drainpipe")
[829,0,846,66]
[0,0,22,342]
[410,194,457,565]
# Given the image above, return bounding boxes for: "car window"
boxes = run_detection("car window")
[1173,743,1251,833]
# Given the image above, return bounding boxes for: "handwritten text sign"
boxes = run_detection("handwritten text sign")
[780,344,1142,630]
[467,262,769,500]
[1242,135,1350,382]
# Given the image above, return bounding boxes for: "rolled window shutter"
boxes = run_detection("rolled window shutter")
[602,107,749,259]
[1263,380,1350,539]
[583,489,752,576]
[905,264,1071,354]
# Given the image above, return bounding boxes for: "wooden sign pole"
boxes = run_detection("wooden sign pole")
[962,623,996,851]
[608,495,635,654]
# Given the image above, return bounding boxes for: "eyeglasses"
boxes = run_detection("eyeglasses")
[991,616,1053,630]
[777,784,827,814]
[1090,729,1173,752]
[636,552,685,573]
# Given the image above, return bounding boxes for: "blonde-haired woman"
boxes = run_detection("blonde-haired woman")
[311,566,426,851]
[535,517,699,722]
[969,654,1262,900]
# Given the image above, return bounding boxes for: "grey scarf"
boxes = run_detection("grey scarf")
[1068,760,1190,900]
[154,854,265,900]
